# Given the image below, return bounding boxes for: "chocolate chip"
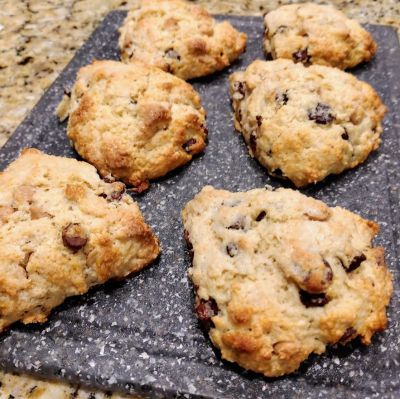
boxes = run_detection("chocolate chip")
[237,109,242,123]
[201,124,208,137]
[110,182,125,201]
[323,259,333,283]
[182,138,197,153]
[275,91,289,106]
[195,297,219,330]
[264,25,269,37]
[164,48,181,60]
[272,168,283,177]
[233,81,247,100]
[249,131,257,153]
[265,52,273,61]
[62,223,88,252]
[228,216,246,230]
[347,253,366,272]
[110,189,124,201]
[226,242,238,257]
[292,48,311,64]
[103,175,115,183]
[340,327,357,343]
[256,115,263,127]
[183,229,193,250]
[308,103,335,124]
[299,290,329,307]
[341,128,349,140]
[63,87,71,97]
[255,211,266,221]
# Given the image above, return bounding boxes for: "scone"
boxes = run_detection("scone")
[182,186,392,377]
[118,0,247,80]
[57,60,207,192]
[263,3,376,69]
[229,59,386,187]
[0,148,159,332]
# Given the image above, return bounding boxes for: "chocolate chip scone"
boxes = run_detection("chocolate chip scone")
[57,60,207,192]
[182,186,392,377]
[118,0,247,80]
[263,3,376,69]
[229,59,386,187]
[0,149,159,332]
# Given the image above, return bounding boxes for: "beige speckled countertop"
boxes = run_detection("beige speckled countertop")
[0,0,399,397]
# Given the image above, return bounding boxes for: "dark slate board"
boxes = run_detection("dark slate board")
[0,11,400,399]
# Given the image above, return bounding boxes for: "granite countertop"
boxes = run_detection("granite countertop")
[0,0,399,398]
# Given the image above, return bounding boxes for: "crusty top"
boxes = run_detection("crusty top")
[119,0,247,80]
[57,60,207,192]
[0,148,159,332]
[264,3,377,69]
[182,186,392,377]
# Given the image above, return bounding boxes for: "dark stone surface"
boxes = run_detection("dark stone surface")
[0,11,399,399]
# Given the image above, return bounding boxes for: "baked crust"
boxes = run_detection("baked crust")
[119,0,247,80]
[263,3,377,69]
[229,59,386,187]
[57,60,207,191]
[0,148,160,332]
[182,186,392,377]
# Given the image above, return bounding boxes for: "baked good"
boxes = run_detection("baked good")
[0,148,159,332]
[263,3,376,69]
[182,186,392,377]
[57,60,207,192]
[118,0,247,80]
[229,59,386,187]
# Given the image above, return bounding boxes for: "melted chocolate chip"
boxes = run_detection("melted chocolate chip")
[103,176,115,183]
[341,128,349,140]
[226,242,238,257]
[347,254,366,272]
[340,327,357,343]
[292,48,311,64]
[256,115,263,127]
[308,103,335,124]
[299,290,329,307]
[63,87,71,97]
[182,138,197,152]
[201,124,208,137]
[249,131,257,154]
[110,189,124,201]
[255,211,266,221]
[323,259,333,283]
[233,81,247,98]
[264,25,269,37]
[272,168,283,177]
[183,229,193,250]
[265,52,273,61]
[195,298,219,330]
[227,216,246,230]
[237,109,243,123]
[62,223,88,252]
[164,48,181,60]
[110,183,125,201]
[275,91,289,106]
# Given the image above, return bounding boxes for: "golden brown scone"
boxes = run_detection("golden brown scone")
[182,186,393,377]
[264,3,377,69]
[57,60,207,192]
[118,0,247,80]
[229,59,387,187]
[0,148,160,332]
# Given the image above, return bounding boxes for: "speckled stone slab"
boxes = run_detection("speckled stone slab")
[0,11,399,399]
